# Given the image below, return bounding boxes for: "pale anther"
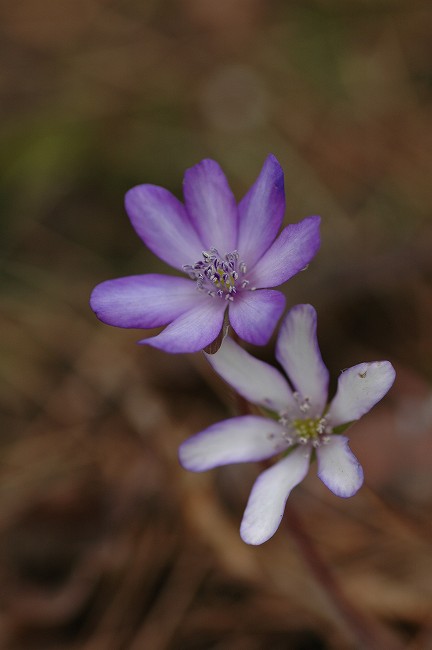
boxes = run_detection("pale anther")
[184,248,249,301]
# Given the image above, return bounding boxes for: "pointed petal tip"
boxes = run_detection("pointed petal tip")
[263,152,283,174]
[262,153,282,169]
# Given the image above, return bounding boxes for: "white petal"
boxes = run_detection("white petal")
[240,447,311,545]
[276,304,329,416]
[206,337,295,413]
[317,436,363,497]
[329,361,396,427]
[178,416,287,472]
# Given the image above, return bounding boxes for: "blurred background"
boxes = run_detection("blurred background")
[1,1,432,648]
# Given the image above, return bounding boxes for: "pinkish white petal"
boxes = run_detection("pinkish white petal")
[183,159,238,253]
[240,447,311,545]
[329,361,396,427]
[247,216,320,288]
[90,274,202,329]
[140,298,226,353]
[178,416,287,472]
[238,154,285,268]
[229,289,285,346]
[316,436,363,497]
[276,304,329,416]
[206,337,296,413]
[125,185,204,271]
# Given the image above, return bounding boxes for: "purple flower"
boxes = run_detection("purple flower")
[90,156,320,353]
[179,304,396,545]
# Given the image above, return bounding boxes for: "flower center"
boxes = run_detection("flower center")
[292,417,329,446]
[183,248,249,301]
[278,394,332,448]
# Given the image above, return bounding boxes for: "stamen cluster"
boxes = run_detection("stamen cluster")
[279,392,331,448]
[183,248,249,301]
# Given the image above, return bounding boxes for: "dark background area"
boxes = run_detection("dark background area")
[1,1,432,648]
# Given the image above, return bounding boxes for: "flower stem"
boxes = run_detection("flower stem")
[283,502,403,650]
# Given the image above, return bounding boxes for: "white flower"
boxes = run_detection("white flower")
[179,304,396,545]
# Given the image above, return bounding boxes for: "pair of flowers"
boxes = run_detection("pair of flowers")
[91,155,395,545]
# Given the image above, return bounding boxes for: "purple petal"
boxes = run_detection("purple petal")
[125,185,204,271]
[140,297,226,353]
[276,304,329,416]
[90,274,203,329]
[240,447,311,545]
[329,361,396,427]
[229,290,285,346]
[206,337,296,412]
[183,159,238,253]
[237,154,285,268]
[247,216,321,288]
[179,416,287,472]
[317,436,364,497]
